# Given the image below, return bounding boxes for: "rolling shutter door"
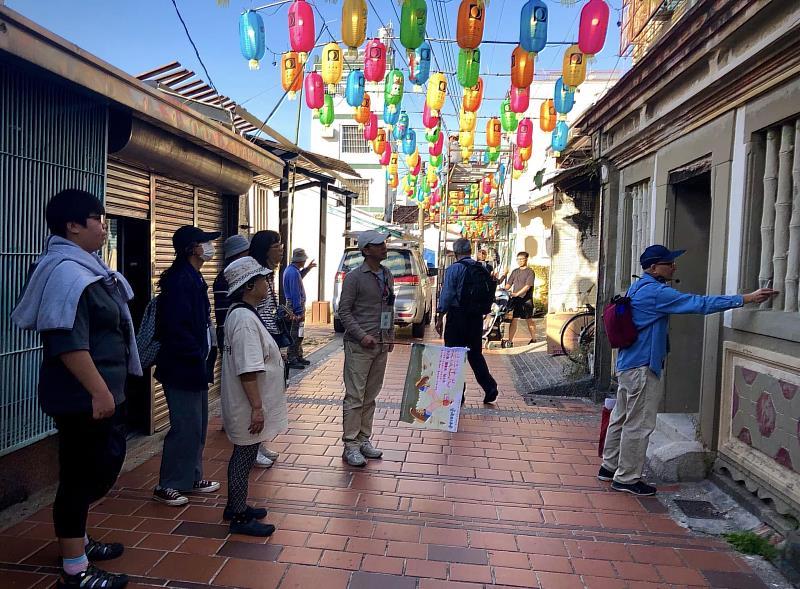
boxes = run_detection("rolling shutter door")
[105,160,150,219]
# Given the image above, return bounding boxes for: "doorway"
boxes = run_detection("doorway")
[664,170,711,413]
[104,216,151,434]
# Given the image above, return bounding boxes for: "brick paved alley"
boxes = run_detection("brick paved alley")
[0,333,770,589]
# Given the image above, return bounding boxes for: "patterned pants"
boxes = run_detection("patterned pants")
[226,442,260,514]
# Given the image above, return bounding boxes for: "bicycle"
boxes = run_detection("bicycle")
[560,302,596,364]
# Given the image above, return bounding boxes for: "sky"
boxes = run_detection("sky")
[6,0,630,152]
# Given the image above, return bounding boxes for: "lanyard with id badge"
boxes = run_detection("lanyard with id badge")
[373,268,395,336]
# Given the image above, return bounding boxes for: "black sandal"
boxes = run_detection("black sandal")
[85,537,124,561]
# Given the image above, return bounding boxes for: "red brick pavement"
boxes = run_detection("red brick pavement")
[0,331,767,588]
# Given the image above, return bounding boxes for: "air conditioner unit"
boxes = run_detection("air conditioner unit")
[320,126,336,139]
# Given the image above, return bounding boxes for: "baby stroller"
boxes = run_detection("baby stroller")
[482,286,513,348]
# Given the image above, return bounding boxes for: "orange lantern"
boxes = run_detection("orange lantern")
[519,145,532,162]
[372,128,387,155]
[539,99,556,132]
[456,0,484,50]
[355,93,371,126]
[462,77,483,113]
[511,45,533,89]
[486,117,501,148]
[281,52,303,99]
[341,0,368,53]
[562,44,587,89]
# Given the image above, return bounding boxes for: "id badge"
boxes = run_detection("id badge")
[380,311,393,330]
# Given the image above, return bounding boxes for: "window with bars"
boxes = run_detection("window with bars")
[341,125,371,154]
[618,180,651,289]
[348,179,372,206]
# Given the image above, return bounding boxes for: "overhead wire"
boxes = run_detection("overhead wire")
[169,0,220,100]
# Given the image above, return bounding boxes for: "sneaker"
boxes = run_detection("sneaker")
[57,565,128,589]
[359,440,383,459]
[597,466,615,482]
[254,453,274,468]
[483,390,498,404]
[153,487,188,506]
[230,517,276,537]
[260,447,280,460]
[223,504,268,521]
[611,480,657,496]
[343,447,367,467]
[190,480,221,494]
[287,361,306,370]
[85,537,124,561]
[299,358,311,366]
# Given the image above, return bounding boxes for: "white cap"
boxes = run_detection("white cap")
[357,230,389,251]
[224,256,272,295]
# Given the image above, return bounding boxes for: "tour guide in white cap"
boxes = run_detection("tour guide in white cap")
[337,230,395,466]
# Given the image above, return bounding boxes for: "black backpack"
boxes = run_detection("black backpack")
[457,260,496,315]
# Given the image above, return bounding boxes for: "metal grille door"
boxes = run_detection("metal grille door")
[0,60,107,455]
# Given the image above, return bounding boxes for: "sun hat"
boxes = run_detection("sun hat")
[225,256,272,295]
[291,247,308,263]
[223,234,250,260]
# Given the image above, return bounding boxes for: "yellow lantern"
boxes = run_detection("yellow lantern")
[459,129,475,147]
[321,42,343,93]
[512,168,523,180]
[341,0,367,53]
[406,149,420,170]
[459,108,477,132]
[562,44,587,89]
[519,145,532,161]
[281,52,303,99]
[426,72,447,117]
[461,147,473,161]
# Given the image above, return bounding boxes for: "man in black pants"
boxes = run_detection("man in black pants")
[435,238,499,404]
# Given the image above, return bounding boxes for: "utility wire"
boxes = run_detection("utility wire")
[170,0,220,99]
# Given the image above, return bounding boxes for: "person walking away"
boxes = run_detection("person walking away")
[338,230,395,467]
[504,252,537,345]
[476,249,494,274]
[220,257,288,536]
[213,234,250,350]
[283,247,317,369]
[599,245,778,496]
[435,238,499,405]
[152,225,221,506]
[12,189,143,589]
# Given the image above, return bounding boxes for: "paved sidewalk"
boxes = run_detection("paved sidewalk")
[0,334,771,588]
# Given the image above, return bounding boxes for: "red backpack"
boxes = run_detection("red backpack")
[602,295,638,349]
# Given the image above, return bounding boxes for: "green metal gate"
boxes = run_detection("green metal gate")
[0,59,107,456]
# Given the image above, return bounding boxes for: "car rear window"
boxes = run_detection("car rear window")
[341,249,415,277]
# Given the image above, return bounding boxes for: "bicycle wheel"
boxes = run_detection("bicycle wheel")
[560,312,594,363]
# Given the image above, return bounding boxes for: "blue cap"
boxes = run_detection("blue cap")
[640,244,686,269]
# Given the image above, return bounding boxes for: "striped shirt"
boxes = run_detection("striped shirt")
[256,274,281,335]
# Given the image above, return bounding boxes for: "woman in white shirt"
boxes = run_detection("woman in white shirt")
[221,257,288,537]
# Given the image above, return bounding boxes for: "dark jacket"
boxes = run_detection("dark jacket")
[154,260,214,390]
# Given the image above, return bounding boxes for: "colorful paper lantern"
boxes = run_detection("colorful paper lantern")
[459,108,477,132]
[487,148,500,162]
[462,77,483,112]
[364,38,387,82]
[400,0,427,51]
[373,128,387,155]
[288,0,315,63]
[500,97,519,133]
[393,111,410,141]
[486,117,501,148]
[384,68,404,113]
[304,71,324,112]
[383,103,400,127]
[402,128,417,155]
[513,149,524,170]
[519,145,532,161]
[410,41,432,87]
[429,131,444,156]
[456,0,485,49]
[355,93,371,126]
[423,100,440,129]
[389,152,399,175]
[426,72,447,117]
[511,45,534,89]
[578,0,609,56]
[519,0,548,54]
[341,0,367,52]
[239,10,265,70]
[552,120,569,153]
[562,44,586,89]
[459,130,475,148]
[457,48,481,88]
[380,139,393,165]
[510,85,530,114]
[516,117,533,148]
[554,77,575,114]
[539,98,556,132]
[321,43,343,93]
[319,94,334,127]
[280,52,303,98]
[389,172,399,189]
[345,69,366,107]
[364,112,379,141]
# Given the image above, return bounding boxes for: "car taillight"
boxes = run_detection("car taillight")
[335,271,346,282]
[394,275,419,285]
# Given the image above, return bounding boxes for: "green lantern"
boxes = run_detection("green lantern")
[430,154,443,168]
[400,0,427,51]
[487,148,500,162]
[319,94,335,127]
[457,48,480,88]
[384,68,405,114]
[500,97,518,133]
[425,124,440,144]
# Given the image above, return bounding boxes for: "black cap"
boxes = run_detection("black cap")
[640,244,686,269]
[172,225,221,253]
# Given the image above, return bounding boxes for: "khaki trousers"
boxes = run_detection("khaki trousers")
[601,366,663,484]
[342,339,389,449]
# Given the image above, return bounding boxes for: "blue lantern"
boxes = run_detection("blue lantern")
[554,77,575,114]
[498,162,507,185]
[394,111,410,141]
[483,205,491,215]
[552,120,569,153]
[520,0,548,54]
[239,10,266,70]
[384,103,400,127]
[412,42,432,87]
[402,129,417,155]
[482,151,490,165]
[345,70,366,108]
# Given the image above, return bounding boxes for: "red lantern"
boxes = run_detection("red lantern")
[364,38,387,82]
[304,71,324,112]
[429,131,444,156]
[423,101,440,129]
[539,99,556,132]
[510,85,530,114]
[513,149,524,171]
[380,139,393,166]
[511,45,533,89]
[288,0,315,62]
[516,117,533,148]
[462,77,483,113]
[364,112,378,141]
[578,0,609,56]
[456,0,484,50]
[486,117,501,148]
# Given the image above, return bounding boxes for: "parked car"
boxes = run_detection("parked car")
[333,241,435,338]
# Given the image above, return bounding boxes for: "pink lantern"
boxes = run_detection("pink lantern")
[288,0,315,61]
[304,71,324,112]
[578,0,609,56]
[411,158,421,176]
[482,177,492,194]
[429,132,444,156]
[423,101,440,129]
[516,117,533,148]
[510,85,530,114]
[364,38,388,82]
[363,112,378,141]
[513,151,524,171]
[380,140,393,166]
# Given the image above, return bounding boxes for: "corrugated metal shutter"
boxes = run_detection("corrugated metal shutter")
[105,160,151,219]
[152,177,195,431]
[251,182,269,232]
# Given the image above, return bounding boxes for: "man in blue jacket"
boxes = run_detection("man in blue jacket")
[599,245,777,496]
[283,248,316,369]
